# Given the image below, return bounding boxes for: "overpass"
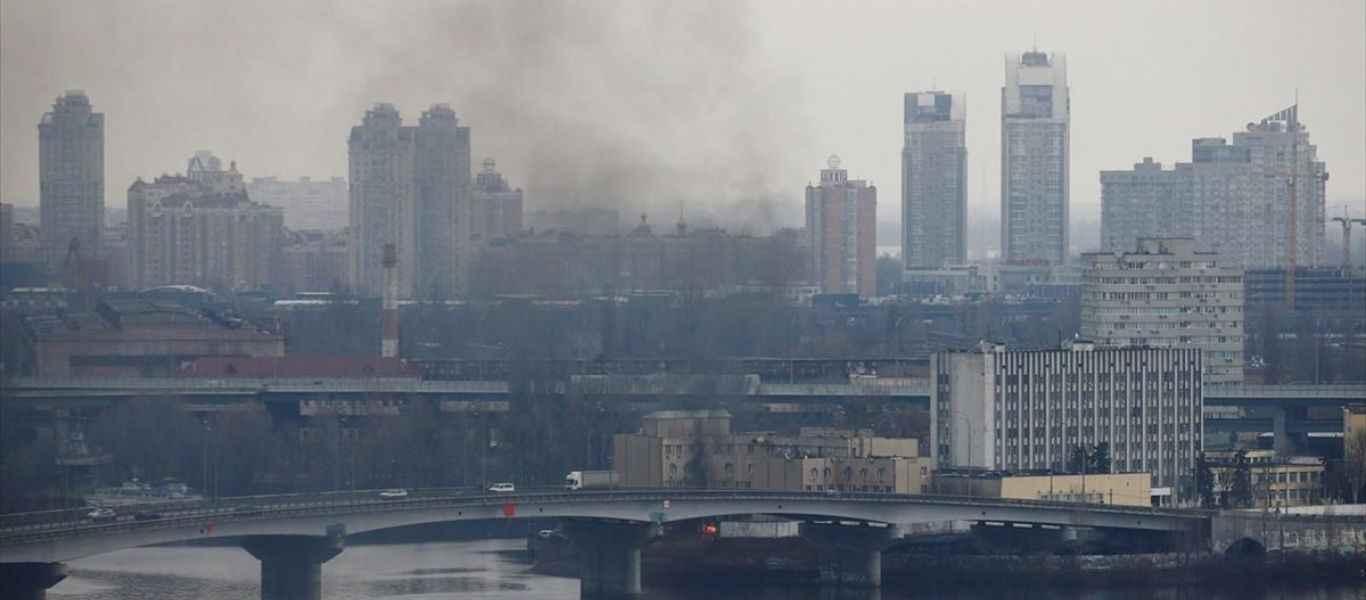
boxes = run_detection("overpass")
[2,489,1207,598]
[6,376,1362,406]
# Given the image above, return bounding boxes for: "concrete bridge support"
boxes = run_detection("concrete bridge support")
[1272,407,1308,457]
[241,535,344,600]
[562,520,658,598]
[0,562,68,600]
[800,521,901,587]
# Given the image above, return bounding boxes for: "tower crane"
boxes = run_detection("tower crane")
[1330,210,1366,269]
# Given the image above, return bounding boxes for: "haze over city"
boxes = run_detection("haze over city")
[2,0,1363,249]
[2,2,1366,600]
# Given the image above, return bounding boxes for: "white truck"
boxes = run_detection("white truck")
[564,470,619,491]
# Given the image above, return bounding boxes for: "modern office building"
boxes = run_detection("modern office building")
[1100,107,1327,269]
[805,155,877,298]
[126,152,284,292]
[1080,238,1244,384]
[932,343,1203,503]
[614,409,933,493]
[1243,267,1365,317]
[470,158,523,244]
[1001,51,1069,266]
[902,91,967,271]
[348,103,472,299]
[39,91,105,270]
[245,176,348,231]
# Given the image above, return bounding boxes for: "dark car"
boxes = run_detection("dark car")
[133,510,163,521]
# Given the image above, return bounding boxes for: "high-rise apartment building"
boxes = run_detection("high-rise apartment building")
[1099,158,1187,252]
[245,176,348,231]
[1080,238,1244,384]
[348,104,471,299]
[127,152,284,291]
[901,91,967,271]
[805,155,876,298]
[39,91,104,270]
[1099,108,1327,269]
[470,158,523,244]
[932,343,1203,504]
[1001,51,1069,266]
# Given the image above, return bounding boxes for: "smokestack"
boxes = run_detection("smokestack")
[381,243,398,358]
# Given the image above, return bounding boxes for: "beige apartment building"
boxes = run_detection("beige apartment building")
[614,410,932,494]
[1080,238,1244,384]
[805,155,877,298]
[1206,450,1325,508]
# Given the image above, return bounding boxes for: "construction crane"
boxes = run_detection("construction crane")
[1260,101,1327,311]
[1329,208,1366,269]
[60,236,97,311]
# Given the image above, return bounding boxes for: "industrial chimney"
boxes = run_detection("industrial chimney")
[381,243,398,358]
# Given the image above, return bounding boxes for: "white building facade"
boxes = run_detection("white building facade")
[932,344,1203,503]
[1080,238,1244,384]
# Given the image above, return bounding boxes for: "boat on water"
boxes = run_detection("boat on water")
[84,478,203,507]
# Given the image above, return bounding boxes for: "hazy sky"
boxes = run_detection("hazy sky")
[2,0,1363,249]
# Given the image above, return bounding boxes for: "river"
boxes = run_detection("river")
[48,539,1365,600]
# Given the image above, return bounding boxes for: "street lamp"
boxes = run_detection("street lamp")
[952,411,977,498]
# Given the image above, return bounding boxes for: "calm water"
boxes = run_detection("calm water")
[50,540,1366,600]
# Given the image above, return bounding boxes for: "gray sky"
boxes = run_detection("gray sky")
[2,0,1363,250]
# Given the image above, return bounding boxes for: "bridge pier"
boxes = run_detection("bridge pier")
[799,521,900,587]
[241,535,343,600]
[0,562,68,600]
[1272,407,1308,457]
[562,520,657,598]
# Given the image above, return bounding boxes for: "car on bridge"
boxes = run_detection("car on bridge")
[86,507,116,522]
[488,482,515,493]
[378,489,409,500]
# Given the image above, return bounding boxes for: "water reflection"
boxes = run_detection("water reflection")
[48,540,1365,600]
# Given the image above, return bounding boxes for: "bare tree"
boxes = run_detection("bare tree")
[1345,427,1366,504]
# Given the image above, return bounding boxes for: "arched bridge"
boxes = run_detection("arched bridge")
[1,489,1204,562]
[2,489,1206,598]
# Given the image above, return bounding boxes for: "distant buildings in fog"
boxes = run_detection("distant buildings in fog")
[348,103,472,300]
[901,91,967,271]
[1101,108,1327,269]
[1001,50,1069,267]
[127,151,284,292]
[246,176,347,232]
[39,91,105,271]
[806,155,876,299]
[471,158,523,244]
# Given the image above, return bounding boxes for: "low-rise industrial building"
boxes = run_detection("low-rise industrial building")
[1206,450,1326,508]
[18,297,283,376]
[933,472,1153,507]
[614,409,932,494]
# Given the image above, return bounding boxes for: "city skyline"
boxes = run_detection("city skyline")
[3,1,1363,256]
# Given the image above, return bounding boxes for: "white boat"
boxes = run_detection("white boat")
[84,479,203,507]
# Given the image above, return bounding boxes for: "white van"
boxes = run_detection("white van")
[488,482,516,493]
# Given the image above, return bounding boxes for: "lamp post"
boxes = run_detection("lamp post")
[953,411,976,498]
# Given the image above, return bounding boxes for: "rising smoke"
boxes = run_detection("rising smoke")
[0,0,813,232]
